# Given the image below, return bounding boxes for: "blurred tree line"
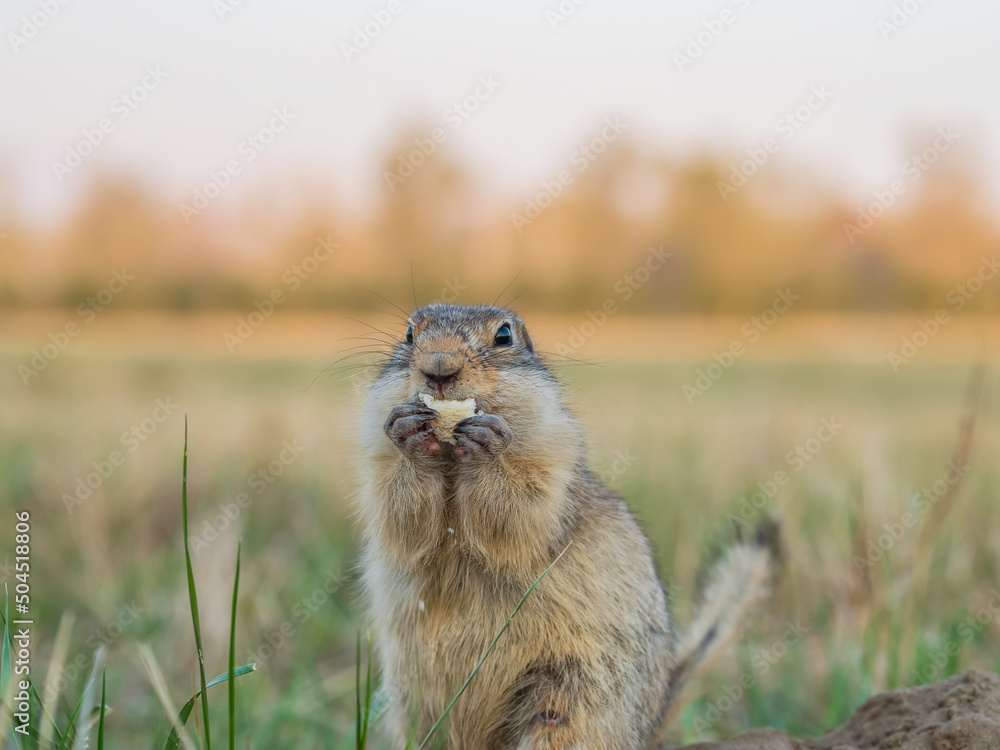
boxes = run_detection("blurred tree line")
[1,126,998,313]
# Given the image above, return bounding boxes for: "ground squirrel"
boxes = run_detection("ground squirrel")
[356,304,781,749]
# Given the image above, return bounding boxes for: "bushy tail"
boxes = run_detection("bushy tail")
[663,517,783,723]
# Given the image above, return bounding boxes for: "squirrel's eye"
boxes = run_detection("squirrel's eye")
[493,324,513,347]
[405,326,414,344]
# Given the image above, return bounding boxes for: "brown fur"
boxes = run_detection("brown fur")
[355,304,777,749]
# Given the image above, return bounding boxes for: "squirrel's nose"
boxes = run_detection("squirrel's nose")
[422,371,459,390]
[420,355,462,392]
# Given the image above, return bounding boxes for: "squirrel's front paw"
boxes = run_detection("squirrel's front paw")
[385,402,442,458]
[453,414,512,461]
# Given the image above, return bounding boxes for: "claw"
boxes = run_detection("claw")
[385,402,443,457]
[452,413,512,461]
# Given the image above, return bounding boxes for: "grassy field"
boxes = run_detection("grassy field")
[0,313,998,748]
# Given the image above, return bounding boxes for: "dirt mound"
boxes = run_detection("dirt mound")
[683,671,1000,750]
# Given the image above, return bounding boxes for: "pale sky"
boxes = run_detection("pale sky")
[2,0,999,219]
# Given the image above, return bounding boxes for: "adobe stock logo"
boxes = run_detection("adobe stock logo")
[178,108,296,223]
[546,0,590,29]
[852,458,970,574]
[7,0,72,53]
[340,0,409,64]
[843,127,959,244]
[509,117,628,233]
[672,0,757,72]
[716,85,833,201]
[887,253,1000,371]
[682,288,798,404]
[726,417,842,530]
[909,589,1000,686]
[18,268,135,385]
[51,67,169,183]
[189,439,308,554]
[552,245,671,357]
[383,76,501,192]
[62,398,181,513]
[878,0,931,39]
[223,235,338,353]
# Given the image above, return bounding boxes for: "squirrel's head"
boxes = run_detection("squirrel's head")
[378,304,542,407]
[362,302,580,469]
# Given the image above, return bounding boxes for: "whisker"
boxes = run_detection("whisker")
[371,310,412,328]
[327,362,389,379]
[367,289,412,320]
[301,347,394,392]
[410,256,419,310]
[317,348,394,375]
[501,367,550,403]
[503,287,527,309]
[325,350,390,368]
[332,363,379,378]
[493,266,525,307]
[336,337,397,349]
[344,316,405,344]
[537,350,616,367]
[334,370,375,386]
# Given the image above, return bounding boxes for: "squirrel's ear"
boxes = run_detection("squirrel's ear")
[516,321,534,352]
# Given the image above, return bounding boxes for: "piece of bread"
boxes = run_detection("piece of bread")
[419,394,478,444]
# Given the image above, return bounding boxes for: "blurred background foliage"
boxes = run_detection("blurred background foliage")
[2,127,998,313]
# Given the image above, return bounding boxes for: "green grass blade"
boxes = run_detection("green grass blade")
[181,416,212,750]
[97,668,107,750]
[206,665,255,691]
[164,700,197,750]
[417,542,572,750]
[28,679,65,746]
[228,540,241,750]
[57,674,97,750]
[37,611,74,749]
[70,646,106,750]
[163,665,256,750]
[355,632,362,750]
[363,631,373,748]
[355,630,373,750]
